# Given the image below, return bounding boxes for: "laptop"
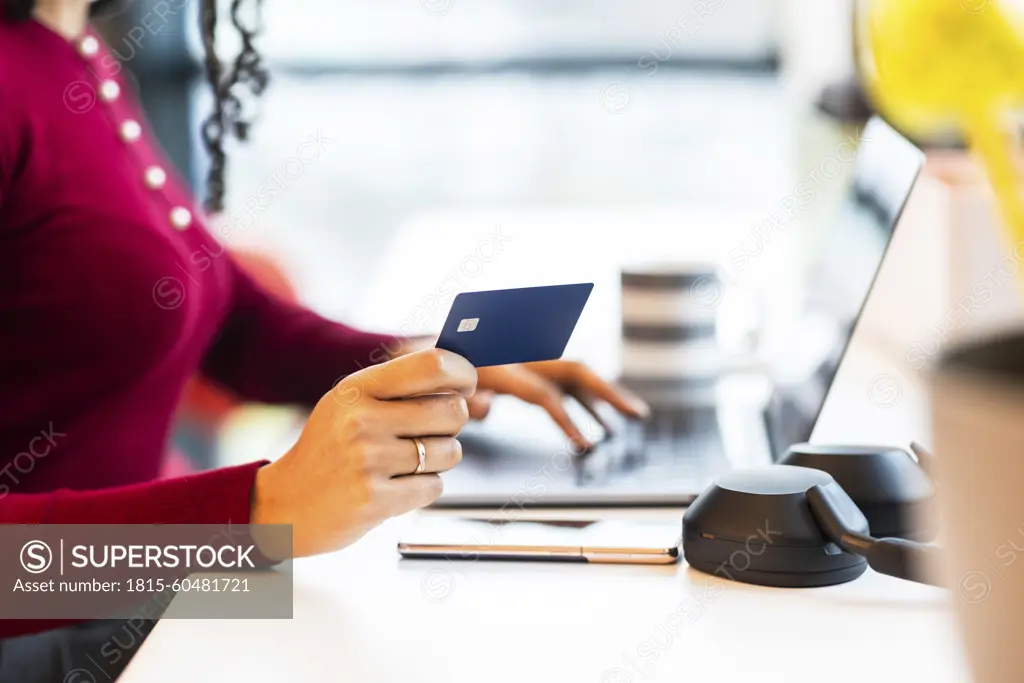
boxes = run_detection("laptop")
[433,117,925,507]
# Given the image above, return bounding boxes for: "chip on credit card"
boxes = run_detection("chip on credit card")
[434,284,593,367]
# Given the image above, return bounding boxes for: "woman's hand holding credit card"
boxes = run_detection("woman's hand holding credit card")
[432,284,650,451]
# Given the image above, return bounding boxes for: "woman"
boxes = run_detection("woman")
[0,0,648,676]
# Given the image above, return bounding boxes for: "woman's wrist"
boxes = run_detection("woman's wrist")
[250,462,292,562]
[250,463,276,526]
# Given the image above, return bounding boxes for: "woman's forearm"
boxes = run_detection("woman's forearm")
[0,462,268,639]
[201,259,402,406]
[0,461,264,525]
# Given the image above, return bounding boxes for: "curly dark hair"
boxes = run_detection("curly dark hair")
[3,0,267,214]
[199,0,268,213]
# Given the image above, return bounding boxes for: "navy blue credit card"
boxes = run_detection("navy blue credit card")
[435,284,594,367]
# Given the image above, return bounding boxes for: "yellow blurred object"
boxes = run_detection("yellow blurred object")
[859,0,1024,252]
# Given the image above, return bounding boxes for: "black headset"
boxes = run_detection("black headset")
[682,444,944,588]
[804,478,943,586]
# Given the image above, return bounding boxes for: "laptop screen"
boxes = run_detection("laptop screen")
[762,117,925,458]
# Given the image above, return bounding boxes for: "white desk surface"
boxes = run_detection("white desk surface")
[124,205,969,682]
[121,508,964,683]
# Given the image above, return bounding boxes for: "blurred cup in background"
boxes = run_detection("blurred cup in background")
[618,262,726,408]
[930,331,1024,683]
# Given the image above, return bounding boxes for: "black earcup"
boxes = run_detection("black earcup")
[683,466,869,587]
[779,443,936,540]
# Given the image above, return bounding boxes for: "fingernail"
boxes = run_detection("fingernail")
[633,399,651,420]
[618,385,651,419]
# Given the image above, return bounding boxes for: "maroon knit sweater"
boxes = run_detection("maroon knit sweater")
[0,12,395,637]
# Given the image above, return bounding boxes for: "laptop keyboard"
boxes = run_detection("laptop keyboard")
[453,403,728,496]
[569,406,727,489]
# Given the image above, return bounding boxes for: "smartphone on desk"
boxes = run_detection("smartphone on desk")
[398,517,681,565]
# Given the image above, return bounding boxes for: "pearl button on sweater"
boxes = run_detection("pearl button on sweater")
[0,11,397,638]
